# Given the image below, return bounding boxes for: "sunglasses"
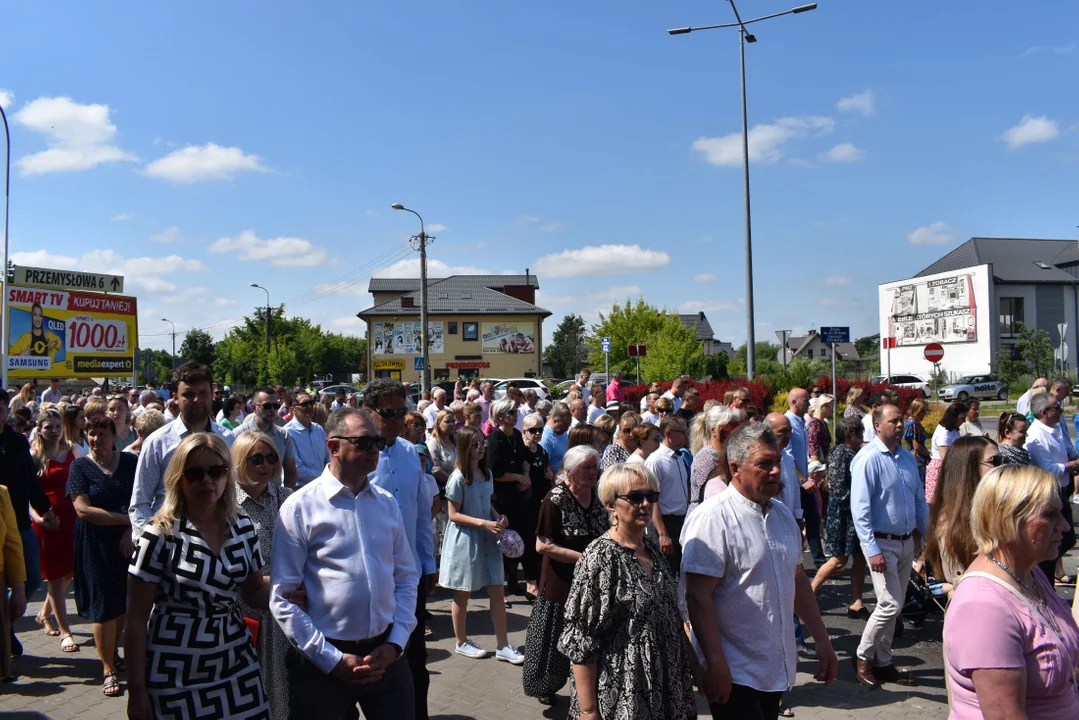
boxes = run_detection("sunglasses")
[182,464,229,483]
[525,428,543,435]
[617,491,661,506]
[657,409,671,414]
[295,400,315,408]
[375,407,408,419]
[333,435,387,452]
[248,452,279,466]
[257,403,281,412]
[983,455,1003,467]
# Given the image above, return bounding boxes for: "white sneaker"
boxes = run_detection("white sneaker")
[455,639,488,659]
[495,644,525,665]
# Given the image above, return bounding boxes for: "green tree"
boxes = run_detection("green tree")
[854,333,880,359]
[727,341,783,378]
[995,326,1055,386]
[544,314,588,379]
[704,351,729,380]
[179,328,215,367]
[586,299,704,382]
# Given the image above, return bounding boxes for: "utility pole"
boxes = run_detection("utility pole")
[161,318,177,370]
[1,103,11,392]
[251,284,271,356]
[392,203,435,395]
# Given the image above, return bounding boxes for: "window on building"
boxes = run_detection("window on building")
[447,322,458,335]
[463,322,478,341]
[821,346,828,357]
[808,349,814,359]
[999,297,1024,337]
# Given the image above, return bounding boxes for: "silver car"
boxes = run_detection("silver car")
[937,374,1008,402]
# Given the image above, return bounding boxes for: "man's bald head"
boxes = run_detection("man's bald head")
[788,388,809,416]
[1033,377,1049,390]
[764,412,791,449]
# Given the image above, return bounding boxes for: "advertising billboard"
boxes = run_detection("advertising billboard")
[481,322,536,354]
[371,321,444,355]
[887,272,979,346]
[5,284,138,378]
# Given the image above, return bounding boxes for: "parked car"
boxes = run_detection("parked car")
[493,378,552,401]
[870,374,931,398]
[937,374,1008,402]
[319,384,361,397]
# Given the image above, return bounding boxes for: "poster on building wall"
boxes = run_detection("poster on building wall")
[888,272,978,345]
[371,321,443,354]
[481,322,536,354]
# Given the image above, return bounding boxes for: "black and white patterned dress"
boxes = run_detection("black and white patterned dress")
[129,516,269,719]
[559,535,696,720]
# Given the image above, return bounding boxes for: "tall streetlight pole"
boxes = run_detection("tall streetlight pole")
[1,103,12,392]
[251,283,271,356]
[669,1,817,380]
[391,203,435,396]
[161,318,177,370]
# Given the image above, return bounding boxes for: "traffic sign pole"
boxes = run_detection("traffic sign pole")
[831,342,837,430]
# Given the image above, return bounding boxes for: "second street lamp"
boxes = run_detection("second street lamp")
[391,203,435,396]
[251,283,271,356]
[668,1,816,380]
[161,318,177,370]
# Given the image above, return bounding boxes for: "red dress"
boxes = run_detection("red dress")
[33,452,77,580]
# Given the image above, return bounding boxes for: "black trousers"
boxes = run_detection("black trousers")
[408,586,430,720]
[285,644,415,720]
[801,488,825,562]
[1039,484,1076,587]
[647,513,686,578]
[709,684,784,720]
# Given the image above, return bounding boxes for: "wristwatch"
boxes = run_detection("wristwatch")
[387,642,404,660]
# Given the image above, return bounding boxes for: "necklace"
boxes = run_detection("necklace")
[986,554,1044,603]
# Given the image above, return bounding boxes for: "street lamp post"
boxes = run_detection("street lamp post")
[1,102,12,392]
[391,203,435,396]
[161,318,177,370]
[251,284,271,356]
[669,1,817,380]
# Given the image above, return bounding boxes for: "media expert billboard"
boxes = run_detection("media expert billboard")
[481,322,536,354]
[5,284,138,378]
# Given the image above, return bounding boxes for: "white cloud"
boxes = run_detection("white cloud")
[0,89,14,110]
[332,316,365,329]
[692,115,834,166]
[907,221,956,246]
[676,299,740,313]
[1021,43,1075,57]
[372,257,491,278]
[821,143,863,163]
[696,235,714,243]
[10,249,78,268]
[836,90,876,116]
[823,274,852,287]
[533,244,669,278]
[209,230,329,267]
[515,215,540,225]
[541,221,567,232]
[13,96,137,175]
[693,273,717,284]
[144,143,268,182]
[426,223,448,232]
[150,226,181,243]
[213,297,236,307]
[999,115,1059,149]
[111,212,134,222]
[312,282,372,298]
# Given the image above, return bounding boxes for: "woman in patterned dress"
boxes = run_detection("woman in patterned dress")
[126,433,270,720]
[903,398,931,483]
[996,412,1031,466]
[522,446,609,705]
[559,462,696,720]
[600,412,638,471]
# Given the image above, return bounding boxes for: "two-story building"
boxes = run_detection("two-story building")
[678,311,733,357]
[776,329,860,365]
[358,273,551,383]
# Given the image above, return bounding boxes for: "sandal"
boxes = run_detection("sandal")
[59,634,80,653]
[780,708,795,718]
[1056,574,1075,585]
[103,672,121,697]
[36,613,61,637]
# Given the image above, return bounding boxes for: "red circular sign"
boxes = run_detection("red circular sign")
[924,343,945,363]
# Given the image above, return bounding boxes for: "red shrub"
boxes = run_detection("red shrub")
[625,379,773,410]
[810,375,924,415]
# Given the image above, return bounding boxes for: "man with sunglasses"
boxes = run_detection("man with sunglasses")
[271,407,419,720]
[1025,392,1079,587]
[130,362,233,536]
[235,387,298,488]
[363,379,435,720]
[285,393,331,488]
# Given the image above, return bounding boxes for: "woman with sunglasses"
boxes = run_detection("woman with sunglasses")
[559,463,696,720]
[232,432,295,720]
[997,412,1031,466]
[600,412,639,471]
[521,413,555,599]
[66,415,137,696]
[522,446,608,705]
[125,433,270,720]
[926,435,1000,595]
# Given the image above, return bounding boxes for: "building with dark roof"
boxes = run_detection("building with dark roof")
[775,330,860,365]
[878,237,1079,376]
[358,273,551,382]
[678,311,733,357]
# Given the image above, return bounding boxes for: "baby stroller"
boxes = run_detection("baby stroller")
[902,570,948,627]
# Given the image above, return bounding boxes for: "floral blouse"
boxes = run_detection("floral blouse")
[559,535,696,720]
[806,415,831,461]
[600,442,631,471]
[999,443,1032,466]
[903,417,929,481]
[826,444,856,504]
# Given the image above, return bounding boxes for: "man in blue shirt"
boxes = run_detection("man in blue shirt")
[364,379,434,720]
[540,402,572,473]
[284,392,330,488]
[850,403,927,689]
[785,388,823,563]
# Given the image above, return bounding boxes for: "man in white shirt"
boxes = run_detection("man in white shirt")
[129,362,233,536]
[861,392,888,445]
[423,388,447,430]
[646,414,691,577]
[234,386,299,488]
[41,378,63,405]
[568,398,587,428]
[640,381,662,412]
[331,389,349,410]
[271,407,419,720]
[284,393,330,488]
[1016,376,1049,416]
[640,393,660,426]
[570,368,591,395]
[1025,392,1079,586]
[518,389,539,427]
[682,422,837,717]
[661,376,687,414]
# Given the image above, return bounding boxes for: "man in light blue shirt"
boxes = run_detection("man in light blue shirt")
[540,402,572,472]
[850,404,927,688]
[363,379,435,720]
[786,388,822,563]
[284,392,330,488]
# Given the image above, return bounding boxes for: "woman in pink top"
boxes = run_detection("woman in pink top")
[944,464,1079,719]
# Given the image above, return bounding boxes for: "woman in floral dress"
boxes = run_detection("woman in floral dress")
[902,398,931,483]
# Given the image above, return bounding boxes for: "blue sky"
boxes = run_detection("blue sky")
[3,1,1077,353]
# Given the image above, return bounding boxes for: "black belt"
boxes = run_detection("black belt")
[327,625,392,656]
[874,532,912,541]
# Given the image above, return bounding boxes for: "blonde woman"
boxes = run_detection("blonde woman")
[62,403,89,457]
[10,383,35,415]
[232,431,295,720]
[426,409,458,487]
[688,406,744,513]
[125,410,166,457]
[844,387,867,420]
[125,433,269,720]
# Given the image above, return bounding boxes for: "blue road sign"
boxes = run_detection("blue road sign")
[414,356,426,371]
[820,326,850,345]
[601,336,611,353]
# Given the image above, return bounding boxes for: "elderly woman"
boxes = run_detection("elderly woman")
[688,406,744,513]
[903,398,931,482]
[107,395,135,452]
[66,416,137,696]
[534,399,553,425]
[559,463,696,719]
[806,395,834,463]
[601,412,639,470]
[944,465,1079,719]
[125,409,166,457]
[959,399,986,437]
[927,402,969,504]
[522,446,609,705]
[844,386,867,420]
[997,412,1031,466]
[126,433,269,720]
[232,431,294,720]
[521,412,556,598]
[486,397,532,597]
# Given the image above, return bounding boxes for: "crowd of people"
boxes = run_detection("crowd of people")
[1,368,1079,718]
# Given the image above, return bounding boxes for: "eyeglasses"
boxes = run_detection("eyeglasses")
[657,409,671,415]
[248,452,279,466]
[617,491,660,506]
[182,464,229,483]
[295,400,315,408]
[332,435,387,452]
[375,407,408,419]
[257,402,281,412]
[983,455,1003,468]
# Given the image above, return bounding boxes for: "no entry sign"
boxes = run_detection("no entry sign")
[924,343,945,363]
